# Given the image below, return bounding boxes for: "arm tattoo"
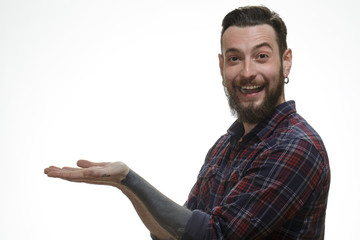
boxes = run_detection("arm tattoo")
[121,169,192,239]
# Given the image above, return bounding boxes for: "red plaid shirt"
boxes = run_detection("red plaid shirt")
[184,101,330,240]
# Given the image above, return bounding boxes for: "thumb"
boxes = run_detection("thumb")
[77,159,109,168]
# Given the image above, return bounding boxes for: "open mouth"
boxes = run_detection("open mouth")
[239,85,264,94]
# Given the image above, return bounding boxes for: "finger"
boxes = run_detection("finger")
[58,168,107,179]
[62,167,82,171]
[44,166,61,174]
[45,166,80,175]
[46,168,86,180]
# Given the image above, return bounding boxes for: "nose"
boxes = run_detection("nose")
[240,59,256,80]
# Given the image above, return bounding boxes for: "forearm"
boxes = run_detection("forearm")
[120,186,172,240]
[121,169,192,240]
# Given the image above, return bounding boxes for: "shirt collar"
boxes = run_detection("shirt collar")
[227,120,245,147]
[256,100,297,140]
[227,101,297,144]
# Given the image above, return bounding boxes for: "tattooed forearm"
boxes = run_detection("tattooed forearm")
[121,170,192,239]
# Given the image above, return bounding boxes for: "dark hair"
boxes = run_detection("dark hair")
[221,6,288,57]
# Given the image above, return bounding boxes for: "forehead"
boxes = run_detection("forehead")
[221,24,279,53]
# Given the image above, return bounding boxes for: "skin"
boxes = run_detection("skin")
[44,24,293,240]
[219,24,292,135]
[44,160,189,240]
[45,160,130,187]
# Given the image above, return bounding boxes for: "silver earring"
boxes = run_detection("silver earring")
[284,76,289,84]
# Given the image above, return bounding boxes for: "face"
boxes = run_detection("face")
[219,24,292,124]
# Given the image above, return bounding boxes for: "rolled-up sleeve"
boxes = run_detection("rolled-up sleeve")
[182,210,210,240]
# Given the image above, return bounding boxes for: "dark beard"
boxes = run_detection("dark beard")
[224,74,284,124]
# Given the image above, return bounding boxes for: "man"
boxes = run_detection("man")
[45,6,330,240]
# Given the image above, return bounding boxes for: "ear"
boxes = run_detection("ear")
[218,53,224,78]
[282,48,292,78]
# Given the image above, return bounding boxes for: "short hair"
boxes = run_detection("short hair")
[221,6,288,57]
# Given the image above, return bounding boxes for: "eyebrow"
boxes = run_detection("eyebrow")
[254,42,273,51]
[224,48,241,55]
[223,42,273,55]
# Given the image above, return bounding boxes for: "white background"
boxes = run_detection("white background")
[0,0,359,239]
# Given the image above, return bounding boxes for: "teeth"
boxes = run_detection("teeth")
[238,85,264,94]
[241,85,262,90]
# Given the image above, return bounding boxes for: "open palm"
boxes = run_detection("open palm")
[44,160,129,187]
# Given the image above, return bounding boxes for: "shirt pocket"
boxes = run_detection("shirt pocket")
[224,167,243,195]
[198,164,219,179]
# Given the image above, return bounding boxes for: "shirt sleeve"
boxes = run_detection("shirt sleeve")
[181,210,210,239]
[150,234,159,240]
[185,138,326,239]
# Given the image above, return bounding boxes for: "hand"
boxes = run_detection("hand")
[44,160,130,187]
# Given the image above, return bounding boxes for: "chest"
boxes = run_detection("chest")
[195,141,267,211]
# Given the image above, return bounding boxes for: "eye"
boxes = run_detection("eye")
[258,53,268,59]
[228,56,240,62]
[256,53,269,63]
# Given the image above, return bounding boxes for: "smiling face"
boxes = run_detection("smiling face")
[219,24,292,124]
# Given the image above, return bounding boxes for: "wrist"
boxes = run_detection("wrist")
[107,162,130,188]
[121,169,135,187]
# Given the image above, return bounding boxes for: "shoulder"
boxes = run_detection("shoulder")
[275,112,327,156]
[262,111,330,180]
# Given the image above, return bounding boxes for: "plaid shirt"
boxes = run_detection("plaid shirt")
[184,101,330,240]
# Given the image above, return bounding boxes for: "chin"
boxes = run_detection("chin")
[240,98,264,109]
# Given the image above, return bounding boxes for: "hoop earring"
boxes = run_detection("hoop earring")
[284,76,289,84]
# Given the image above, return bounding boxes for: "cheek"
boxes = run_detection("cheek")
[223,69,239,86]
[260,65,281,85]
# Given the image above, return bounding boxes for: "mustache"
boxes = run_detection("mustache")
[232,79,266,88]
[222,78,262,88]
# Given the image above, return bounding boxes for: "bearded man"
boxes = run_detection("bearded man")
[45,6,330,240]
